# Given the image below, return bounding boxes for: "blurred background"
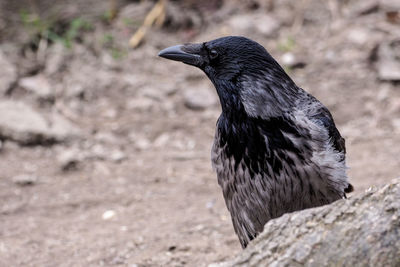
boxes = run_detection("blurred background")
[0,0,399,266]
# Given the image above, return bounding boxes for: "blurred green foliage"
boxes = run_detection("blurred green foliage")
[277,36,296,52]
[19,9,127,60]
[61,18,93,48]
[101,10,115,24]
[122,17,141,29]
[101,33,127,60]
[19,10,92,48]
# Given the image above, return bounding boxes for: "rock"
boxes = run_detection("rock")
[281,52,306,69]
[373,39,400,81]
[0,100,81,145]
[49,112,82,141]
[58,148,84,171]
[12,174,38,186]
[109,150,127,162]
[132,136,152,151]
[254,16,280,37]
[85,143,127,162]
[385,11,400,24]
[228,13,280,37]
[0,9,4,37]
[90,144,108,160]
[183,87,217,110]
[19,74,54,100]
[45,42,70,76]
[212,178,400,267]
[392,118,400,133]
[127,97,155,112]
[349,0,379,16]
[103,108,117,119]
[0,50,17,95]
[164,1,202,30]
[102,210,116,220]
[346,27,370,45]
[94,131,119,144]
[381,0,400,24]
[61,46,114,99]
[380,0,400,11]
[153,133,170,148]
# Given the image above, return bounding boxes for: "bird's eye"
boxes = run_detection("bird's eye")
[209,49,218,59]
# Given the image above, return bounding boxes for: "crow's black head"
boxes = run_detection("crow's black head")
[159,36,299,117]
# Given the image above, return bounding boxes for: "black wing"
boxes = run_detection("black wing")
[300,92,346,154]
[312,106,346,154]
[304,95,353,193]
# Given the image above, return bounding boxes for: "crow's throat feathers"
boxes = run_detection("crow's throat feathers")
[217,108,312,178]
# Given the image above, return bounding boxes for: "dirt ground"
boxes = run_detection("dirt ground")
[1,1,400,266]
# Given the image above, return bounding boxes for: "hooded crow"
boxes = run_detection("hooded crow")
[159,36,353,248]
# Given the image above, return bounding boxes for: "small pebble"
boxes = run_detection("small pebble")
[102,210,116,220]
[12,174,38,186]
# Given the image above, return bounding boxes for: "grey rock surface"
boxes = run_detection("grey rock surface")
[380,0,400,11]
[281,52,307,69]
[183,87,217,110]
[44,42,70,76]
[19,74,54,100]
[0,50,17,95]
[0,100,81,145]
[57,147,84,171]
[12,174,38,186]
[375,39,400,81]
[228,13,280,37]
[212,178,400,267]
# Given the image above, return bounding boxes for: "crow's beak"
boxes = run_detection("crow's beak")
[158,44,203,67]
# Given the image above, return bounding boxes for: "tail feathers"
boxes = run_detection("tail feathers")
[345,183,354,193]
[343,183,354,199]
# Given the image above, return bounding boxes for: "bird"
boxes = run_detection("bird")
[158,36,353,248]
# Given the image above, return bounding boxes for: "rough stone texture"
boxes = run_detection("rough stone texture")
[12,174,38,186]
[57,147,84,171]
[281,52,307,69]
[44,43,70,76]
[380,0,400,11]
[0,100,81,145]
[0,50,17,95]
[371,38,400,81]
[183,86,218,110]
[228,13,280,37]
[19,74,54,100]
[375,39,400,81]
[212,178,400,267]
